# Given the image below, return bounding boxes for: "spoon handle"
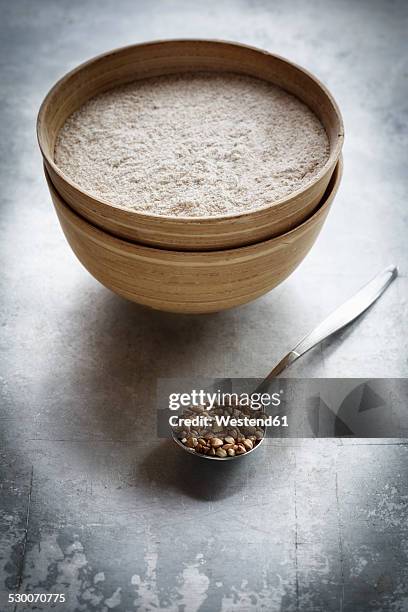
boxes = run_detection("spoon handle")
[257,265,398,388]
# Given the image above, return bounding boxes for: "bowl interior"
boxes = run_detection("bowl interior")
[38,39,344,221]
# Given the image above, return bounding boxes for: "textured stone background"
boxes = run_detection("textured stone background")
[0,0,407,610]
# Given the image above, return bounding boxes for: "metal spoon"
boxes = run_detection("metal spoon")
[172,265,398,460]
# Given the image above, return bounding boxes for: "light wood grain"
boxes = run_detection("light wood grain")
[47,159,342,314]
[37,40,344,251]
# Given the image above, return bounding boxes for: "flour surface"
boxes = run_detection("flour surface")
[55,73,330,217]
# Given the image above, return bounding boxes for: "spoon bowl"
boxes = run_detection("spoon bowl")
[171,428,266,461]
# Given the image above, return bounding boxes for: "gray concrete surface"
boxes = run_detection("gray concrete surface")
[1,0,407,610]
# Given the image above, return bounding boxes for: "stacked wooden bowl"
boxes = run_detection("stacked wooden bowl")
[37,40,344,314]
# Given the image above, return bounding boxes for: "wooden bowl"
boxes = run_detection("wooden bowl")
[47,159,342,314]
[37,39,344,251]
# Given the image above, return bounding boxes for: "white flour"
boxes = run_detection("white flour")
[55,72,329,217]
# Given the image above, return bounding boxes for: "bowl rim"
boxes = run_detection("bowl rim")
[37,38,344,224]
[46,156,343,257]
